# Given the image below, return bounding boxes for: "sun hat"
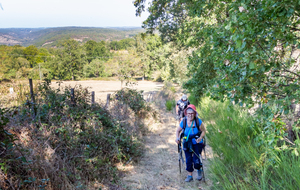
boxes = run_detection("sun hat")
[184,104,198,117]
[182,94,187,101]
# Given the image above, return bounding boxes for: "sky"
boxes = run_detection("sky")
[0,0,149,28]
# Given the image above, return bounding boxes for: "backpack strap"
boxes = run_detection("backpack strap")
[195,117,200,131]
[180,117,187,139]
[182,117,187,131]
[195,117,203,137]
[183,117,200,131]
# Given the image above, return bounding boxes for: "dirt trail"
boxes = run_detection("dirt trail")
[49,80,214,189]
[120,105,214,190]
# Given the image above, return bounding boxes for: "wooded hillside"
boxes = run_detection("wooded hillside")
[0,27,143,47]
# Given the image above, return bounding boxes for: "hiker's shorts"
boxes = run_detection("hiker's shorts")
[184,143,204,172]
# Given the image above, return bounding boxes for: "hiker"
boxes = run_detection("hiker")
[176,95,190,121]
[175,104,206,182]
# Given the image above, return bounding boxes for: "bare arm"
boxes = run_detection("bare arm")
[175,126,183,144]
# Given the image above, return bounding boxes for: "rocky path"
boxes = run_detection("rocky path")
[120,109,214,190]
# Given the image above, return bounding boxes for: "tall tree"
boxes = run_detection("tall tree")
[23,45,39,68]
[134,0,187,43]
[59,39,86,80]
[135,33,166,79]
[85,40,110,63]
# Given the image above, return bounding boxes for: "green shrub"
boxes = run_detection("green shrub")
[188,94,198,106]
[199,97,300,190]
[112,88,151,115]
[165,100,175,111]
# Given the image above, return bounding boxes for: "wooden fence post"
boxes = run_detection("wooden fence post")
[29,79,36,117]
[91,91,95,104]
[71,88,75,106]
[29,79,35,104]
[105,94,111,108]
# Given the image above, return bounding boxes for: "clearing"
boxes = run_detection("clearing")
[50,80,164,102]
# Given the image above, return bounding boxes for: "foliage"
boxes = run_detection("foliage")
[85,40,111,63]
[0,80,151,189]
[135,33,172,79]
[23,45,39,68]
[136,0,300,112]
[198,97,300,189]
[136,2,300,183]
[83,58,105,78]
[165,99,175,111]
[109,38,135,50]
[1,33,174,82]
[112,88,151,115]
[134,0,187,43]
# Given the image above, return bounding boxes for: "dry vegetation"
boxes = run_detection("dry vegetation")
[1,80,213,190]
[0,80,157,189]
[0,80,39,108]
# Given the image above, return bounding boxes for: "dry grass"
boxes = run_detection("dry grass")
[0,79,40,108]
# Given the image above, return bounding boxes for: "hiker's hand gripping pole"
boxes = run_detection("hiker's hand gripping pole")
[175,125,182,144]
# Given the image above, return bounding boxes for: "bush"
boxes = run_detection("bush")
[198,97,300,190]
[165,100,175,111]
[111,88,151,115]
[188,94,198,107]
[0,80,149,189]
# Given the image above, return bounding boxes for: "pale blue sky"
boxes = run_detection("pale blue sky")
[0,0,149,28]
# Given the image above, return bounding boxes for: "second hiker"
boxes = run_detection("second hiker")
[176,94,190,122]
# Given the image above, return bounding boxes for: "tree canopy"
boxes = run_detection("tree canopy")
[135,0,300,113]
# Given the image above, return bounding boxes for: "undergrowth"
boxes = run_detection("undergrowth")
[197,97,300,190]
[165,100,175,111]
[0,80,153,189]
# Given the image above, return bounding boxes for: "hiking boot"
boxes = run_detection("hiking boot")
[185,175,193,182]
[197,169,203,181]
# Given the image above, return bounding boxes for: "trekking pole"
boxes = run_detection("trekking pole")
[190,148,206,182]
[178,143,181,173]
[202,137,207,160]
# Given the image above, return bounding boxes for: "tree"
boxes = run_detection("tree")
[23,45,39,68]
[134,0,187,43]
[136,0,300,113]
[85,40,110,63]
[57,39,87,80]
[109,38,135,50]
[83,59,105,78]
[134,33,167,79]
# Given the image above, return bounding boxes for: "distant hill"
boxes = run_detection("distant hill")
[0,27,143,47]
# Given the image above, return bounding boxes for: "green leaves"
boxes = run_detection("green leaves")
[249,62,256,70]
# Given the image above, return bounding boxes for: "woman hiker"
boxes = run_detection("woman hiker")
[175,104,206,182]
